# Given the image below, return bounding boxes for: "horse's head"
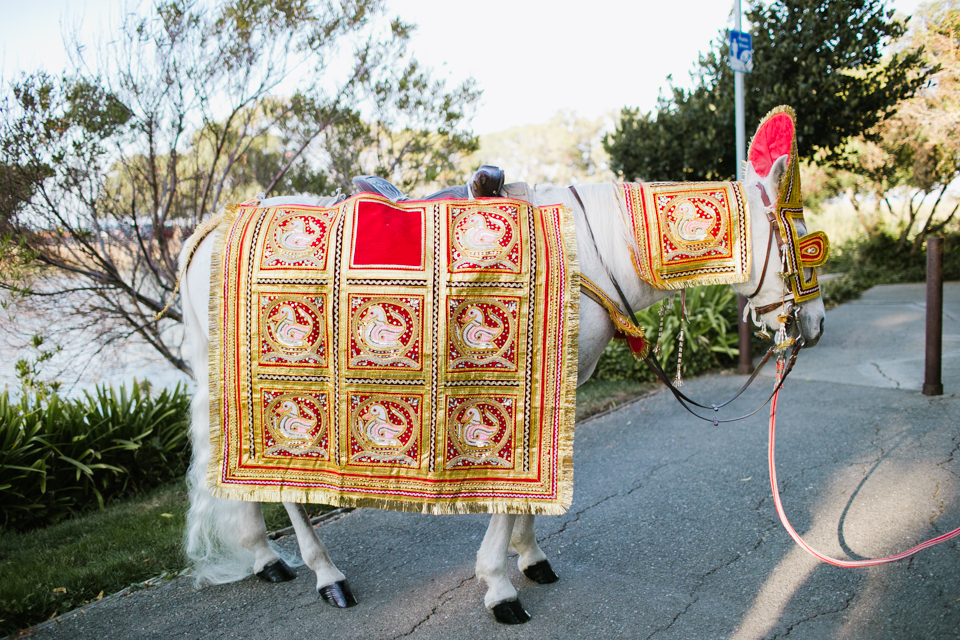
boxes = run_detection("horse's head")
[739,108,827,348]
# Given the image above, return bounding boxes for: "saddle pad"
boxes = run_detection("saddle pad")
[207,194,579,515]
[621,182,751,290]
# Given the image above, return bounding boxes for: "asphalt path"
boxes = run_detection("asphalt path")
[30,284,960,640]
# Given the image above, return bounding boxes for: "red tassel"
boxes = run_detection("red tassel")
[627,335,647,356]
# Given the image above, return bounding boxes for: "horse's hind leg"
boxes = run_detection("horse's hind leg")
[510,515,559,584]
[282,502,355,608]
[476,513,530,624]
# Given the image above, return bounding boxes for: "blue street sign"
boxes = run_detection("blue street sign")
[729,30,753,73]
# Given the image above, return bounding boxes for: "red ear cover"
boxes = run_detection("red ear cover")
[748,112,795,178]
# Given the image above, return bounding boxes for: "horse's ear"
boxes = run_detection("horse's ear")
[766,154,789,197]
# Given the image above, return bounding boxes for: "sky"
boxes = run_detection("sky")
[0,0,926,135]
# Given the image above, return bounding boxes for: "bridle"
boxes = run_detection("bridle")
[570,184,807,426]
[745,182,798,318]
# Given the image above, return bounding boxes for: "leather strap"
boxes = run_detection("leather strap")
[645,339,803,426]
[748,212,777,300]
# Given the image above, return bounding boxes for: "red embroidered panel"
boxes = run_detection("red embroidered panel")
[351,200,424,268]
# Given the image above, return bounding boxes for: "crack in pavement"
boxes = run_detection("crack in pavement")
[539,454,699,545]
[386,572,475,640]
[936,437,960,480]
[643,519,781,640]
[870,362,900,389]
[772,590,856,639]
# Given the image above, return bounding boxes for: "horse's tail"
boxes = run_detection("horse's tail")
[180,233,259,586]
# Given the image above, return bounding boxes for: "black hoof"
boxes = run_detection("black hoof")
[491,599,531,624]
[522,559,559,584]
[256,559,297,583]
[319,580,358,608]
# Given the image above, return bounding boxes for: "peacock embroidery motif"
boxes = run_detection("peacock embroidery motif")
[358,305,405,351]
[456,306,504,352]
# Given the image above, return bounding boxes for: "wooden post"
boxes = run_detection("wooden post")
[738,294,752,374]
[923,237,943,396]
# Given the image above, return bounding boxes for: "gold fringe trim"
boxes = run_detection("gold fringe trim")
[556,201,580,514]
[206,206,241,497]
[642,272,751,291]
[206,485,571,516]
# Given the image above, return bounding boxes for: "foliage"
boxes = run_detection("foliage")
[465,110,616,185]
[605,0,932,182]
[821,229,960,307]
[0,0,479,375]
[0,382,190,532]
[814,1,960,251]
[0,480,188,637]
[591,285,742,382]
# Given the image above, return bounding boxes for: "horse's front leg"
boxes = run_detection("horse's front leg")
[282,502,355,608]
[510,514,559,584]
[234,501,296,582]
[476,513,530,624]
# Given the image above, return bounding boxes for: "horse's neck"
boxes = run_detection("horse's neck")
[535,183,669,314]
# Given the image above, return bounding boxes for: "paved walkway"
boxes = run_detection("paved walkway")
[30,284,960,640]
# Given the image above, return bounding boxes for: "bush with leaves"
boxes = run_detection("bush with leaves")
[0,0,480,376]
[821,230,960,308]
[0,382,190,532]
[592,285,741,382]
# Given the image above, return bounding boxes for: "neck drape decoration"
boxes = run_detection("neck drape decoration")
[621,181,752,290]
[207,194,579,515]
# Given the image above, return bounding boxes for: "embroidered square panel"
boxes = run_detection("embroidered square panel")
[621,182,752,290]
[208,194,579,515]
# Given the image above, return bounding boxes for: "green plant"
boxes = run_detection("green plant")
[821,230,960,308]
[0,382,190,531]
[592,285,741,382]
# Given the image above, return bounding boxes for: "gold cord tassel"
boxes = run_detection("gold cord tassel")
[674,291,687,386]
[655,296,672,358]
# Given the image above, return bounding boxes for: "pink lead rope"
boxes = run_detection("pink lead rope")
[769,359,960,567]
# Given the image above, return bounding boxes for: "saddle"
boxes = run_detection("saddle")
[352,165,505,202]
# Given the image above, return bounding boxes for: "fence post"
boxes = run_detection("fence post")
[738,294,752,374]
[923,236,943,396]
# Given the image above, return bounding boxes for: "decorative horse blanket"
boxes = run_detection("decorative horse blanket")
[620,181,752,290]
[207,194,579,515]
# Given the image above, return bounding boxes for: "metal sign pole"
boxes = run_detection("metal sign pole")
[734,0,752,375]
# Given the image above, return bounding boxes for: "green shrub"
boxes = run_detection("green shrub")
[822,231,960,308]
[0,383,190,532]
[592,285,741,382]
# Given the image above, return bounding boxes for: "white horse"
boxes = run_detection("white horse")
[180,154,825,624]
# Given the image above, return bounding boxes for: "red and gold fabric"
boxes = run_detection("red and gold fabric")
[620,181,752,290]
[207,195,579,515]
[748,106,830,302]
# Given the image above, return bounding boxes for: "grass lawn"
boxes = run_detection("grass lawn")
[575,378,657,422]
[0,481,189,637]
[0,380,656,636]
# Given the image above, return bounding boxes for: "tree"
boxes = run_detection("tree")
[605,0,932,182]
[0,0,479,376]
[829,0,960,250]
[464,111,616,186]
